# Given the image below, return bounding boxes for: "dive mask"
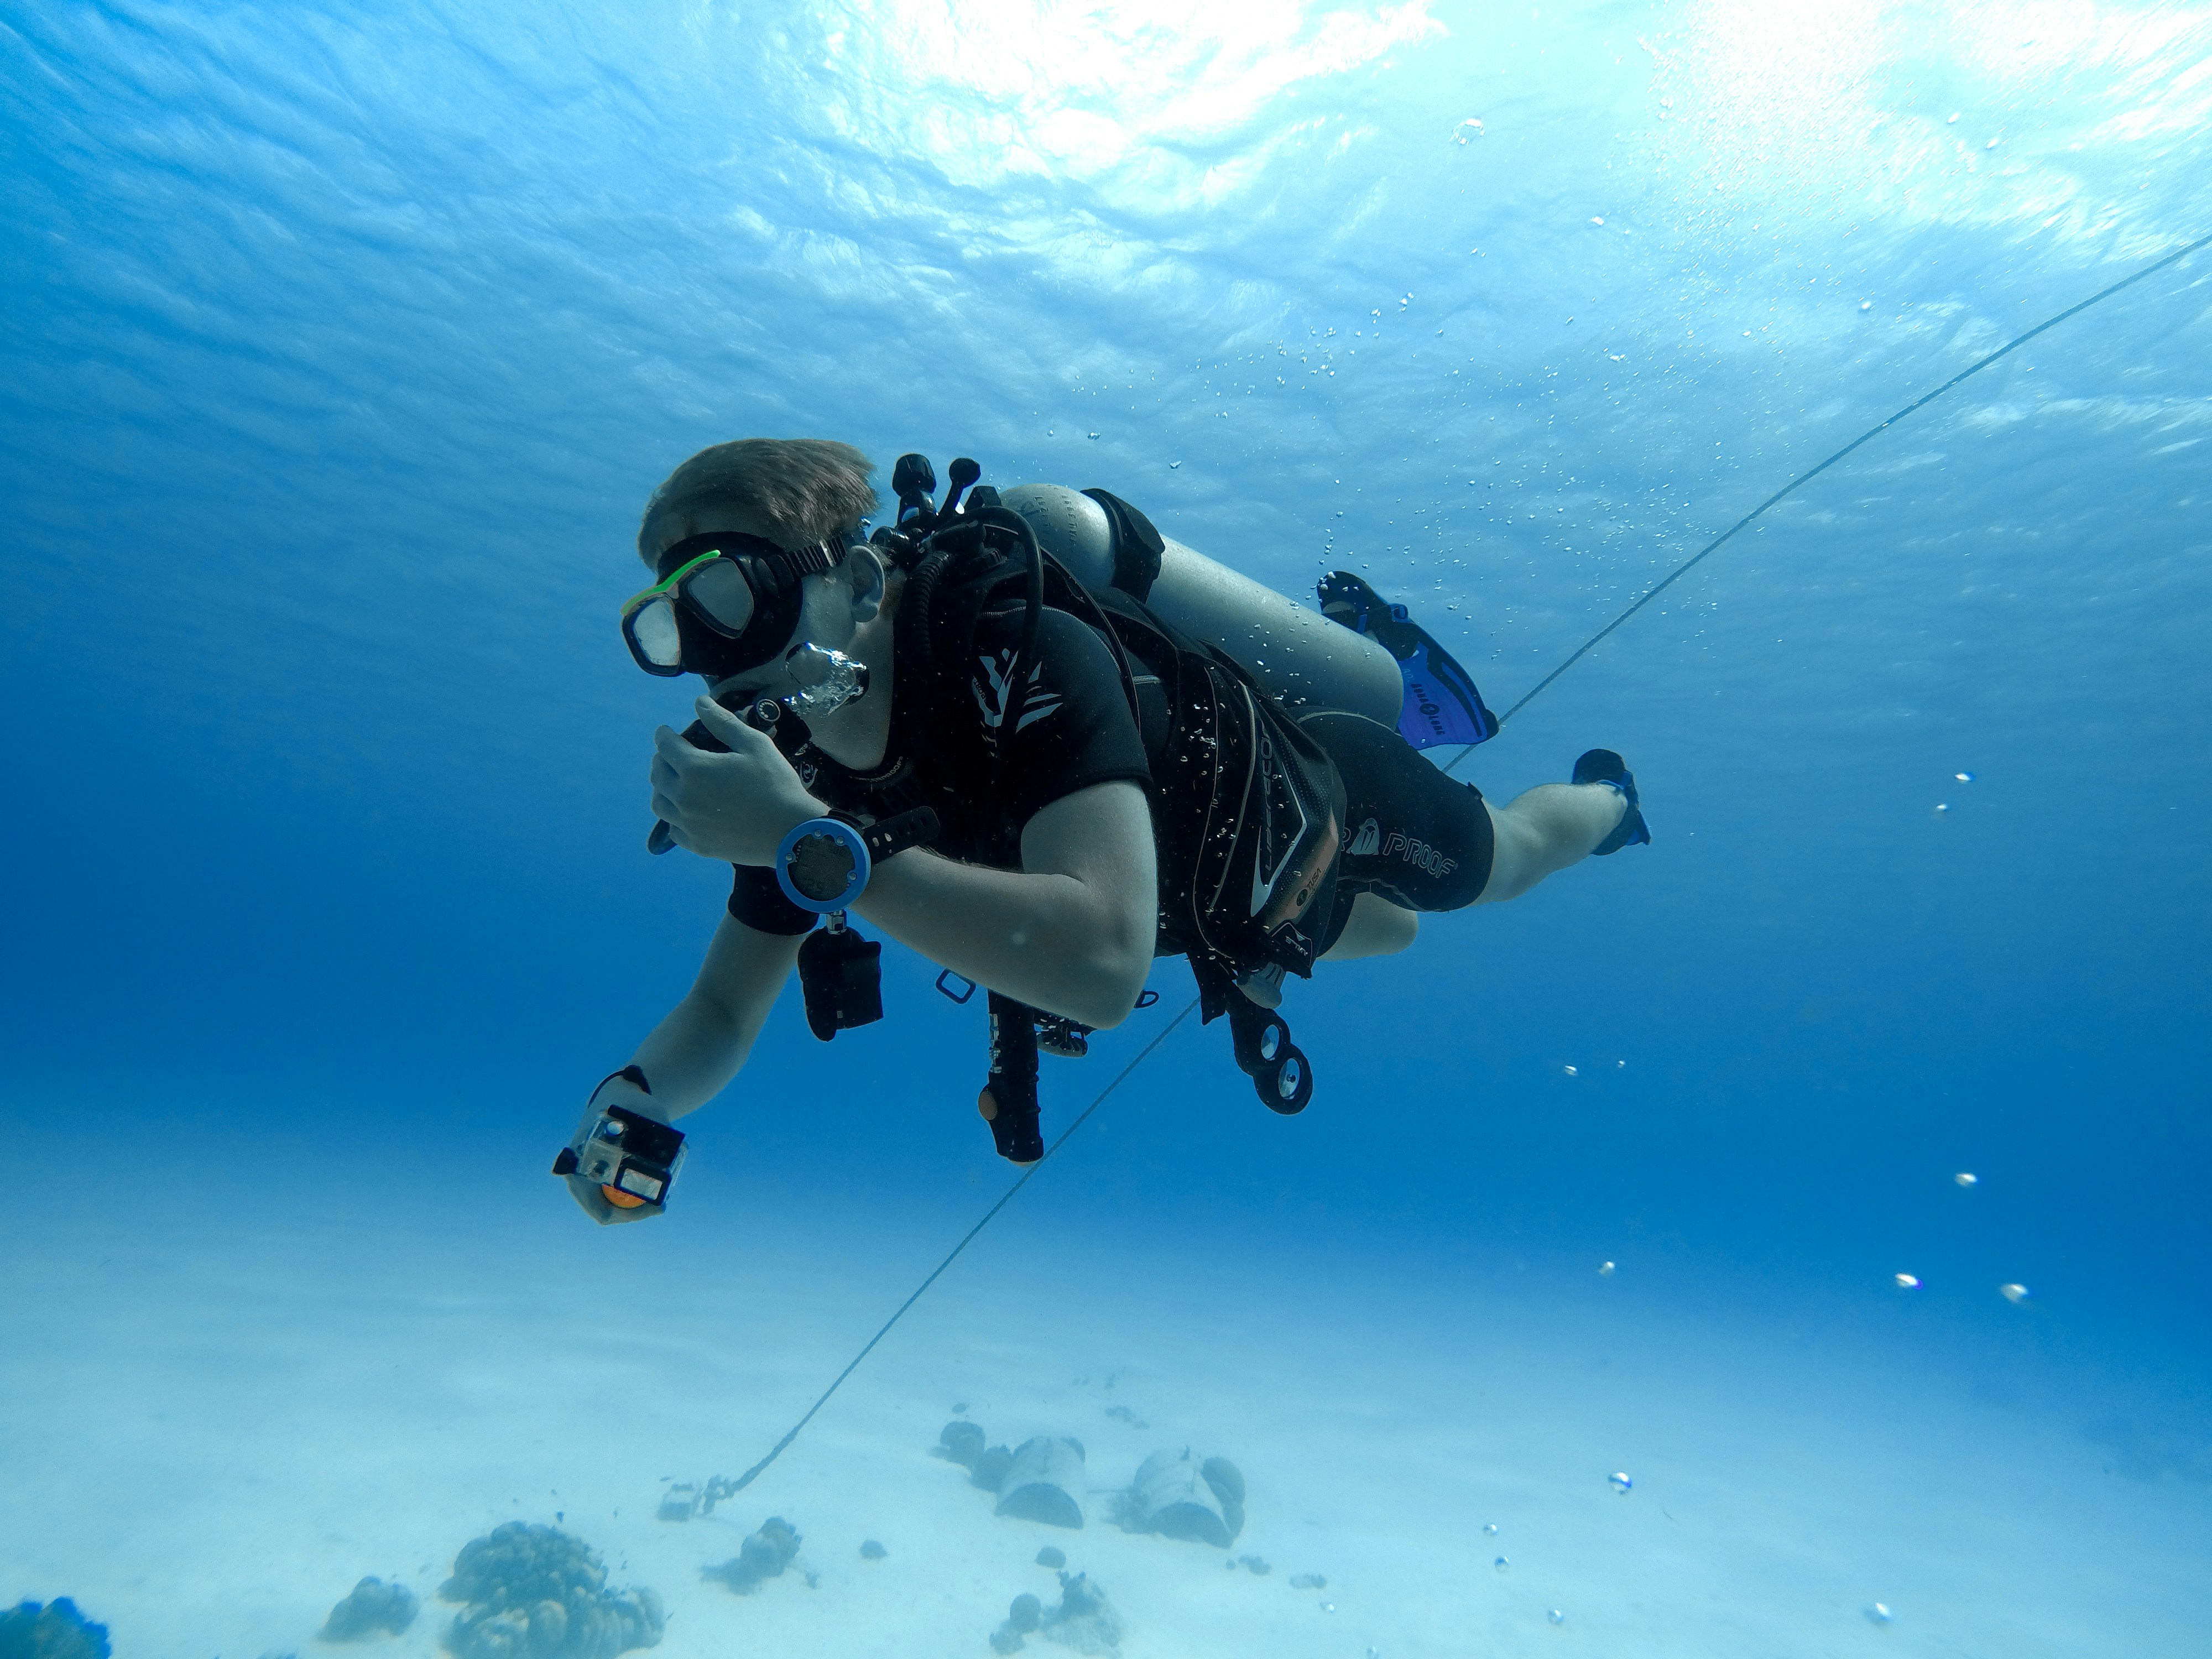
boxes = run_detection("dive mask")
[620,530,851,679]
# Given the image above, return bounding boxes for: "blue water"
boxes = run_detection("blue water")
[4,3,2209,1655]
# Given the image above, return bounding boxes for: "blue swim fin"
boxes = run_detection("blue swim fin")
[1319,572,1499,750]
[1572,748,1651,854]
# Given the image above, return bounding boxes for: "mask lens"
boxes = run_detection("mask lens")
[624,595,686,674]
[681,557,757,637]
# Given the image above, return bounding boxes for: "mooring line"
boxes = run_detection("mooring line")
[1444,227,2212,773]
[711,999,1198,1496]
[717,228,2209,1493]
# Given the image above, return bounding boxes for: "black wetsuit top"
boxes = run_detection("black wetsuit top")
[728,606,1153,933]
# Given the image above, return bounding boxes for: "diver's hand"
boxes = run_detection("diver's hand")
[649,697,822,866]
[562,1070,671,1228]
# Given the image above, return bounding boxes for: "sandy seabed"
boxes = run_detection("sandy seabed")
[4,1160,2208,1659]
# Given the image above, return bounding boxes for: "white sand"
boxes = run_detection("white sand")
[4,1170,2208,1658]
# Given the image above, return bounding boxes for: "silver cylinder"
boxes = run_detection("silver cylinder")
[995,1434,1086,1529]
[1127,1447,1242,1548]
[998,483,1401,726]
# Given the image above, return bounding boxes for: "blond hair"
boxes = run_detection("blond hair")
[637,439,878,566]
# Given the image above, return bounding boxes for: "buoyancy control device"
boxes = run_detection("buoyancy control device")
[854,455,1368,1146]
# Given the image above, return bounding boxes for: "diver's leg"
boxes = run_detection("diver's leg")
[1307,711,1642,916]
[1303,711,1495,913]
[1319,891,1420,962]
[1474,784,1628,904]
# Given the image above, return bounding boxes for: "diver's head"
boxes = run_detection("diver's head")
[627,439,886,695]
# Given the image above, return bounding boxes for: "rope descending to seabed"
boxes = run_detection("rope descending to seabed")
[712,1000,1198,1496]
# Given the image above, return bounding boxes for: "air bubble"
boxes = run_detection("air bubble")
[1860,300,1872,311]
[1955,771,1975,782]
[2000,1283,2031,1304]
[1494,1556,1510,1573]
[1563,1065,1578,1076]
[1895,1273,1920,1289]
[1867,1603,1896,1625]
[1955,1172,1978,1187]
[1609,1472,1632,1495]
[1482,1522,1498,1535]
[1598,1261,1615,1276]
[1548,1609,1566,1626]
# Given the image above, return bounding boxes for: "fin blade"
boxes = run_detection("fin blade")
[1396,637,1499,750]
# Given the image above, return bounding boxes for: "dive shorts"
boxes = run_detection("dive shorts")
[1302,711,1495,917]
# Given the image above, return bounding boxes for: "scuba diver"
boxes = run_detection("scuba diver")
[557,437,1648,1223]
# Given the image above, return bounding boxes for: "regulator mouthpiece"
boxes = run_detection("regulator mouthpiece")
[781,642,869,717]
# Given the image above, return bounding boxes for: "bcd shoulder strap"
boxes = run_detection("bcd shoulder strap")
[1081,488,1166,602]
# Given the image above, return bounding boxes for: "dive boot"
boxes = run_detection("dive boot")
[1572,749,1651,854]
[1318,571,1498,750]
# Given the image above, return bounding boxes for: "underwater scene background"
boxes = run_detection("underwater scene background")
[3,2,2209,1655]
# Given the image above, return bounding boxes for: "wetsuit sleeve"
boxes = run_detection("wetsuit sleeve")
[972,607,1151,832]
[729,865,816,935]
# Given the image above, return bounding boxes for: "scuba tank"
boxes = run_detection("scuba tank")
[997,483,1402,728]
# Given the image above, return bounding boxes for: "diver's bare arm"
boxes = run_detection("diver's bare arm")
[852,780,1156,1031]
[627,914,803,1118]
